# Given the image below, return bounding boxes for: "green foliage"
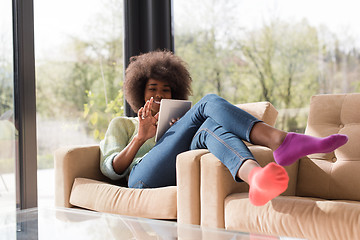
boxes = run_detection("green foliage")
[235,20,319,107]
[0,85,12,115]
[83,86,124,140]
[33,0,360,141]
[176,15,360,132]
[0,59,13,115]
[35,0,124,142]
[37,154,54,169]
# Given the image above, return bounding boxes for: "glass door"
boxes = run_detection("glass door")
[0,1,17,238]
[34,0,125,207]
[0,0,17,213]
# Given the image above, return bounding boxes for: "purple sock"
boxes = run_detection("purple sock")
[273,133,348,166]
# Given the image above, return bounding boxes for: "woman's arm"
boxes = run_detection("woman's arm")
[112,134,146,174]
[112,98,158,174]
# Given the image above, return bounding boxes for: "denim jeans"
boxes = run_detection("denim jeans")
[128,94,262,188]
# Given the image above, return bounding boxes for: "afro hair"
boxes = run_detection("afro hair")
[124,50,192,112]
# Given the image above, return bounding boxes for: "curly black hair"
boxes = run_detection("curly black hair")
[124,50,192,112]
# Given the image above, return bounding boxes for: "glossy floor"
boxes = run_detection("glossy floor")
[0,207,300,240]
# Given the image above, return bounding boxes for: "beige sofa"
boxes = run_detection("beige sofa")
[177,93,360,239]
[55,101,278,221]
[55,144,178,219]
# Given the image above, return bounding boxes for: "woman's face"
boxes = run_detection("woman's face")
[144,78,172,115]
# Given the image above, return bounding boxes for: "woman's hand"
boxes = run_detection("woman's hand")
[112,98,158,175]
[170,118,180,126]
[137,97,159,142]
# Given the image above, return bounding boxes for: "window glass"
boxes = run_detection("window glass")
[174,0,360,132]
[0,0,17,237]
[34,0,124,207]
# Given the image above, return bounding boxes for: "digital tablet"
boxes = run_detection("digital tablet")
[155,99,192,142]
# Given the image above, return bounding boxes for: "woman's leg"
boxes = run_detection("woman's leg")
[192,94,348,166]
[128,94,262,188]
[190,118,289,206]
[128,94,347,188]
[189,118,257,181]
[249,122,348,166]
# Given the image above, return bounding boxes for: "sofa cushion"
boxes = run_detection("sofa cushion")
[70,178,177,219]
[224,193,360,240]
[297,93,360,200]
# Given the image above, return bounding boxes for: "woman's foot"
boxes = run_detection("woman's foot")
[273,133,348,166]
[248,162,289,206]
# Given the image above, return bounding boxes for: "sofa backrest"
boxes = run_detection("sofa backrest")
[236,101,278,127]
[296,93,360,200]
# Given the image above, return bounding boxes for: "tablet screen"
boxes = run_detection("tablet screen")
[155,99,192,142]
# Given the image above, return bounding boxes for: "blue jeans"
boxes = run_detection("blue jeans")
[128,94,262,188]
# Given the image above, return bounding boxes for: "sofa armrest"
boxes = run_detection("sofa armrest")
[54,145,107,208]
[200,153,247,228]
[176,149,210,225]
[200,145,285,228]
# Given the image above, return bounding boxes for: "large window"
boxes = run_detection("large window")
[174,0,360,132]
[4,0,360,212]
[34,0,124,207]
[0,0,16,214]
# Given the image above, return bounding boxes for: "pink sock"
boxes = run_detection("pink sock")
[248,162,289,206]
[273,133,348,166]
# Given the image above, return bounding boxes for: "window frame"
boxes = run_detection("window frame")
[12,0,38,210]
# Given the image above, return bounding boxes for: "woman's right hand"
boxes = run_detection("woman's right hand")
[112,102,158,174]
[137,97,159,142]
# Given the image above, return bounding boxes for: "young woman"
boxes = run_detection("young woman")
[100,51,348,206]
